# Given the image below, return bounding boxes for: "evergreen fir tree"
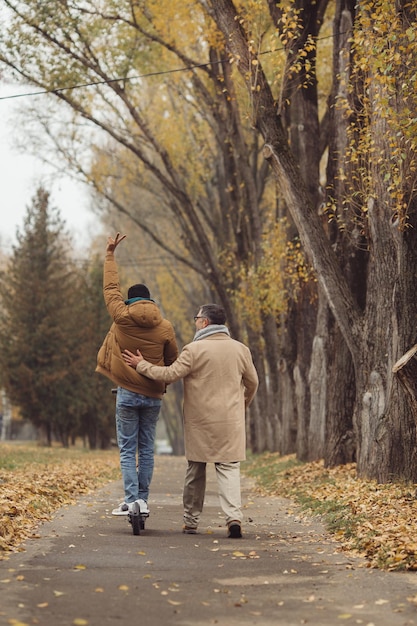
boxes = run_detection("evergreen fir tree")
[0,187,83,444]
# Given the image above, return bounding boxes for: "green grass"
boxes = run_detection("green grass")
[242,452,303,491]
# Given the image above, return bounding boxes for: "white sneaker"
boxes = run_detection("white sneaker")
[111,502,130,516]
[136,499,150,516]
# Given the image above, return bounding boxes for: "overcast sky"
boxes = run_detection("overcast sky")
[0,83,97,254]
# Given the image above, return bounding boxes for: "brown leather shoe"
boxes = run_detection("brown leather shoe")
[182,525,198,534]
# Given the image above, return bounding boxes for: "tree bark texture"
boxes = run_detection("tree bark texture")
[208,0,417,481]
[393,345,417,417]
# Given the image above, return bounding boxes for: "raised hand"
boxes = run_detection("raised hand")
[106,232,127,253]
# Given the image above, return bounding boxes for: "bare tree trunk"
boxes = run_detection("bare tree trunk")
[393,345,417,416]
[325,313,356,466]
[322,0,358,467]
[266,0,326,460]
[307,289,328,460]
[262,312,281,452]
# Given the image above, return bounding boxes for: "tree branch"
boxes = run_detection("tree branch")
[207,0,363,355]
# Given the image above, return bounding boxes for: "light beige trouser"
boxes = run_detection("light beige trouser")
[183,460,242,528]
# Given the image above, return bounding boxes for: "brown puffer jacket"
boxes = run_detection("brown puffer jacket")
[96,253,179,398]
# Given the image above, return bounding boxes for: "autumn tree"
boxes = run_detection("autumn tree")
[207,0,417,481]
[0,0,354,461]
[0,0,280,452]
[2,0,417,482]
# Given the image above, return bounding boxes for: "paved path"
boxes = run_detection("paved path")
[1,455,416,626]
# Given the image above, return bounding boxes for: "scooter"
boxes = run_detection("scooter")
[127,501,148,535]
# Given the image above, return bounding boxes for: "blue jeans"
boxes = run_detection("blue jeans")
[115,387,162,503]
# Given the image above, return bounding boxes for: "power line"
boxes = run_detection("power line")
[0,61,219,101]
[0,32,343,102]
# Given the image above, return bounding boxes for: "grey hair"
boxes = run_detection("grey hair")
[198,303,226,325]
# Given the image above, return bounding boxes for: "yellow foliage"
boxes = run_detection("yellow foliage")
[156,267,201,344]
[231,219,316,332]
[339,0,417,229]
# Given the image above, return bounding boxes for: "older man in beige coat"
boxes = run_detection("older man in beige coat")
[123,303,259,538]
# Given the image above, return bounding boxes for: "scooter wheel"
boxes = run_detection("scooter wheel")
[140,516,146,530]
[132,514,140,535]
[129,501,140,536]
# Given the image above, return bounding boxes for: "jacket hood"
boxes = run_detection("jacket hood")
[128,299,164,328]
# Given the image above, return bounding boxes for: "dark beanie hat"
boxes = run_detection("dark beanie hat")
[128,283,151,299]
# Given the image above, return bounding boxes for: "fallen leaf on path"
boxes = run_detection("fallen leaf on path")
[0,446,120,558]
[244,453,417,571]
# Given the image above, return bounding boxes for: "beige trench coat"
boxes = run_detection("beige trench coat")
[136,333,259,462]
